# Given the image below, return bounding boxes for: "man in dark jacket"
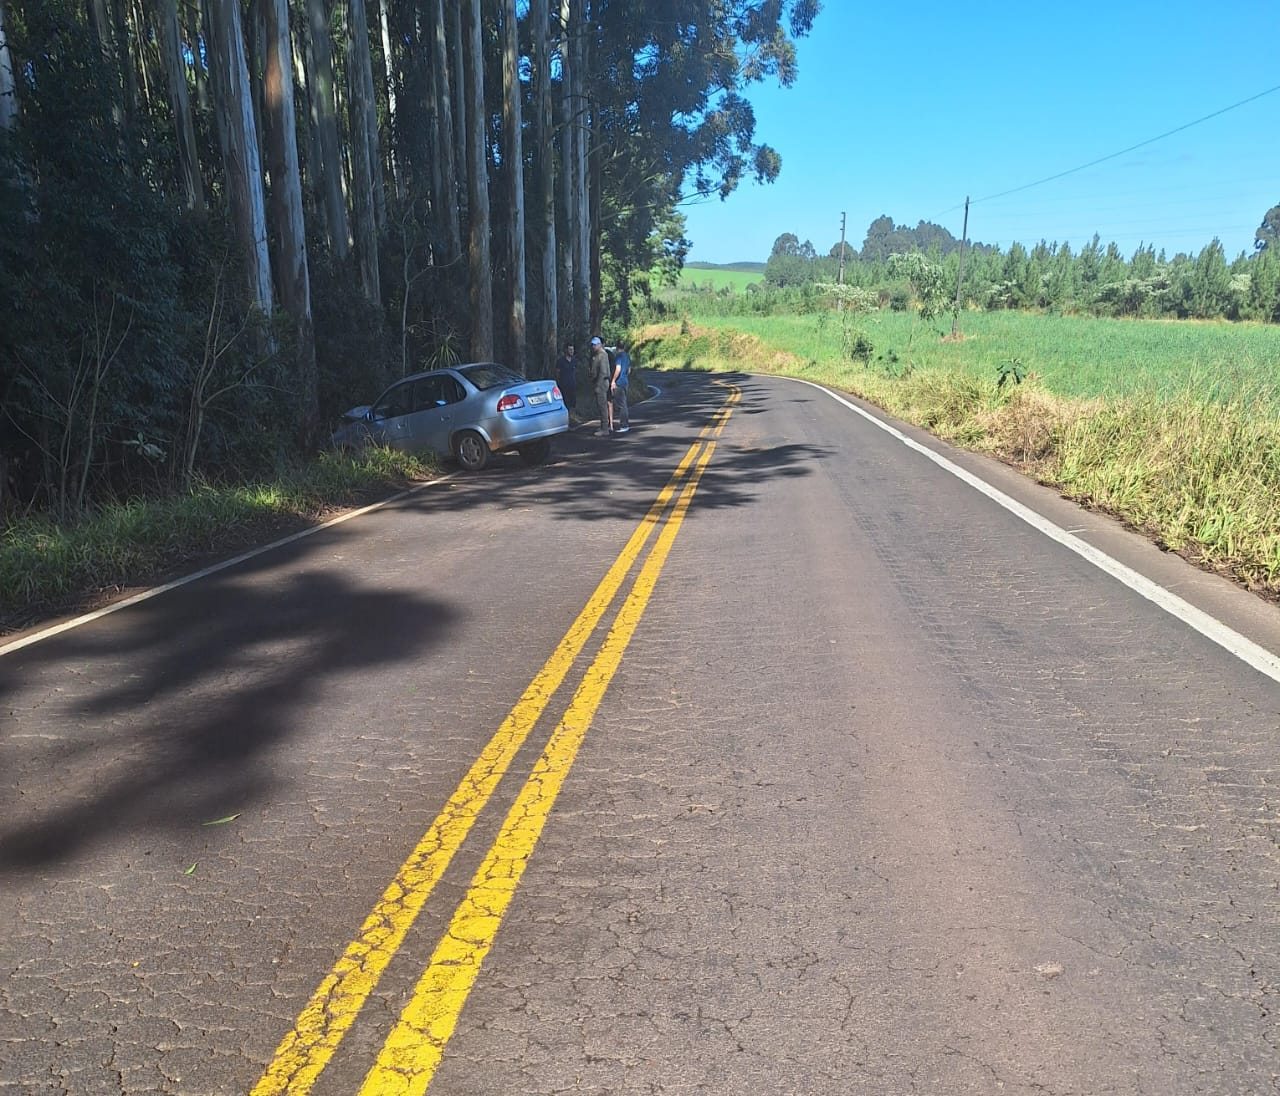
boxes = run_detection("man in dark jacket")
[555,343,578,416]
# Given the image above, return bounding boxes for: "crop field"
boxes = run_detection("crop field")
[677,267,765,293]
[666,306,1280,408]
[636,306,1280,595]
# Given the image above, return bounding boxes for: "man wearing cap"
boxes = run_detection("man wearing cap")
[589,336,612,437]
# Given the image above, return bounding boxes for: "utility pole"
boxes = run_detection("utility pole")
[837,210,847,311]
[951,196,970,337]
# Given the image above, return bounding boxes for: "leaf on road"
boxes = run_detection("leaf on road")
[202,813,241,826]
[184,862,198,875]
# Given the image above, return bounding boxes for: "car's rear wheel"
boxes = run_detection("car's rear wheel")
[454,430,490,471]
[518,439,552,466]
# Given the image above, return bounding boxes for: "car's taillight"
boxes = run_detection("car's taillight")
[551,384,562,401]
[496,393,524,412]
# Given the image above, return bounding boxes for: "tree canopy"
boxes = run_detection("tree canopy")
[0,0,820,518]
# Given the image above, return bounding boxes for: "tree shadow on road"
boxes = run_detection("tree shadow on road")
[388,369,832,527]
[0,561,458,871]
[0,370,823,871]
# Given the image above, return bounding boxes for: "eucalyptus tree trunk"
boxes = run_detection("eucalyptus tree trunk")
[189,0,209,112]
[348,0,384,230]
[347,0,381,301]
[429,0,460,261]
[110,0,141,139]
[208,0,273,312]
[152,0,205,209]
[261,0,318,442]
[132,0,157,116]
[588,105,601,333]
[376,0,401,199]
[289,19,321,217]
[500,0,526,374]
[0,0,18,130]
[557,0,575,341]
[569,0,589,339]
[447,0,465,201]
[306,0,350,259]
[532,0,556,373]
[463,0,491,361]
[88,0,128,136]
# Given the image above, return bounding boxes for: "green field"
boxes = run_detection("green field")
[677,267,765,292]
[666,308,1280,407]
[636,306,1280,594]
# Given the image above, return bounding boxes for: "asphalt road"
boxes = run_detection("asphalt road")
[2,370,1279,1095]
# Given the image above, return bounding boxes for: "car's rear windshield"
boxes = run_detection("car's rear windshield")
[459,364,524,390]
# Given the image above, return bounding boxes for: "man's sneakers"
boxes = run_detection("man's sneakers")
[614,425,630,434]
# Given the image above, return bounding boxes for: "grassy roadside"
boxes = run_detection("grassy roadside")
[636,318,1280,599]
[1,448,438,633]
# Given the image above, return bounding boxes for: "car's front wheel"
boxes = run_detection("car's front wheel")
[518,439,552,466]
[453,430,490,471]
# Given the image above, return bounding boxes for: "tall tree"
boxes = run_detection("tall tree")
[500,0,525,373]
[557,1,575,340]
[261,0,317,441]
[375,0,400,199]
[532,0,556,373]
[571,0,589,337]
[150,0,204,209]
[346,0,380,301]
[1255,203,1280,252]
[429,0,459,261]
[462,0,491,359]
[207,0,272,312]
[0,0,19,129]
[305,0,350,259]
[586,0,821,313]
[560,0,588,341]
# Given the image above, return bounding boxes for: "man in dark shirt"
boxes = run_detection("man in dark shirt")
[611,341,631,433]
[555,343,578,417]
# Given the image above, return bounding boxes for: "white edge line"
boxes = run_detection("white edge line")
[0,473,453,659]
[794,377,1280,686]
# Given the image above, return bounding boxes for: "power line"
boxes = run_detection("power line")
[935,83,1280,217]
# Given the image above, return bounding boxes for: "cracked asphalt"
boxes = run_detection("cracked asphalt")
[2,370,1279,1094]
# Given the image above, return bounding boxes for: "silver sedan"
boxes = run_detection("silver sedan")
[332,363,569,471]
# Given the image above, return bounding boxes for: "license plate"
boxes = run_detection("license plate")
[528,392,549,405]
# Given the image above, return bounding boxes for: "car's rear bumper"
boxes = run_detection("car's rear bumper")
[480,410,570,451]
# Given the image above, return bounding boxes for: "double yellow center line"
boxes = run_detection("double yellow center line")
[253,384,740,1095]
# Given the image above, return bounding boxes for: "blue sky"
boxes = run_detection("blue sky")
[681,1,1279,265]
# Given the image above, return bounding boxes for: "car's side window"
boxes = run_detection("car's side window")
[373,383,411,420]
[411,377,442,411]
[417,376,442,409]
[410,375,464,410]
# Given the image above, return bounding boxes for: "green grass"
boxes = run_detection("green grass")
[0,447,438,630]
[637,311,1280,596]
[667,308,1280,407]
[677,267,765,293]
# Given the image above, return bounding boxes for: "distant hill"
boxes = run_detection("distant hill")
[686,260,766,273]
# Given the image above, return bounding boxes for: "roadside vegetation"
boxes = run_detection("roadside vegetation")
[0,449,435,630]
[637,305,1280,599]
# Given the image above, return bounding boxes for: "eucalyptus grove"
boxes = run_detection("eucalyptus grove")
[0,0,821,515]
